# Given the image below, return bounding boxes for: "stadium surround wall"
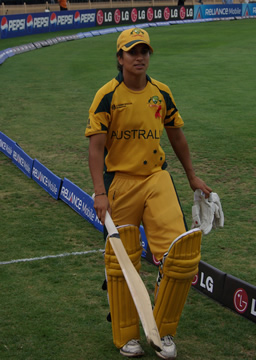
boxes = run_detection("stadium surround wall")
[1,128,256,324]
[0,3,256,39]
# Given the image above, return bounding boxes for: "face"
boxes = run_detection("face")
[118,44,150,77]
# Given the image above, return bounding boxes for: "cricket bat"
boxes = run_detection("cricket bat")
[104,211,162,352]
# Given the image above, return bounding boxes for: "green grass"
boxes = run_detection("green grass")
[1,19,256,359]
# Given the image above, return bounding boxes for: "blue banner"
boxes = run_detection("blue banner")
[32,159,62,200]
[242,3,256,17]
[0,10,96,39]
[60,178,103,232]
[194,4,242,19]
[12,143,34,178]
[0,131,16,158]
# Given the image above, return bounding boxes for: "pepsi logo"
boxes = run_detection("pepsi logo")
[74,11,80,25]
[26,14,33,32]
[1,17,8,36]
[50,13,57,28]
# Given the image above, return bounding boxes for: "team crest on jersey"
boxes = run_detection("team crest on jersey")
[148,96,162,119]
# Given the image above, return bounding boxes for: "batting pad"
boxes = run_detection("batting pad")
[153,229,202,337]
[105,225,143,348]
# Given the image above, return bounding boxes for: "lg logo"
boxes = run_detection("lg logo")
[233,288,256,317]
[192,271,214,293]
[233,288,248,314]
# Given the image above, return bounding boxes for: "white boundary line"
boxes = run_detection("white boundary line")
[0,249,105,266]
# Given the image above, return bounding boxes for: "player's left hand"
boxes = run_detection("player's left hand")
[188,176,212,198]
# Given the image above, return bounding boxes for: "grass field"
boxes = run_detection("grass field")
[0,19,255,359]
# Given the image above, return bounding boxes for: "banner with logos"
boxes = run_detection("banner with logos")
[59,177,103,232]
[242,3,256,17]
[0,10,96,38]
[0,131,16,158]
[194,3,256,20]
[2,4,255,39]
[223,274,256,322]
[12,143,34,178]
[95,6,194,26]
[194,4,242,19]
[32,159,62,200]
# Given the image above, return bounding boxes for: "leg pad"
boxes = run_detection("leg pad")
[153,229,202,337]
[105,225,142,348]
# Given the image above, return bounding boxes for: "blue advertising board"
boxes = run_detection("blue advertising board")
[60,177,103,232]
[32,159,62,200]
[12,143,34,178]
[194,4,242,19]
[0,10,96,39]
[0,131,16,158]
[242,3,256,17]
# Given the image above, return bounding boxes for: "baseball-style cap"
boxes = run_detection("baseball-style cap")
[117,28,154,53]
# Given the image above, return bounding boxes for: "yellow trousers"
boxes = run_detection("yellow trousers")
[108,170,187,261]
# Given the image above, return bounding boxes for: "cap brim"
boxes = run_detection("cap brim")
[121,40,153,53]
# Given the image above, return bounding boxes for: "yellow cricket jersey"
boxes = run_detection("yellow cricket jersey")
[85,72,184,176]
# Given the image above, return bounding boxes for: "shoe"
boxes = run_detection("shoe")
[120,339,145,357]
[156,335,177,359]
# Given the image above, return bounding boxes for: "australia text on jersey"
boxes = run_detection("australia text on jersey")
[111,129,163,140]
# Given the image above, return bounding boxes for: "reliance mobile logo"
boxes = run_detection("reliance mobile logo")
[32,167,58,195]
[60,185,96,222]
[0,138,13,156]
[13,150,31,173]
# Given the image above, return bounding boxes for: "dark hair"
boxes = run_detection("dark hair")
[116,49,123,72]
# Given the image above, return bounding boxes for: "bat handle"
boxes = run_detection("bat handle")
[105,211,119,237]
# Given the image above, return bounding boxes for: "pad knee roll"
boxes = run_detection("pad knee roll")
[153,229,202,337]
[105,225,143,348]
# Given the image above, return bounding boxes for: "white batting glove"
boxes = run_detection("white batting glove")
[191,190,224,235]
[211,193,224,229]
